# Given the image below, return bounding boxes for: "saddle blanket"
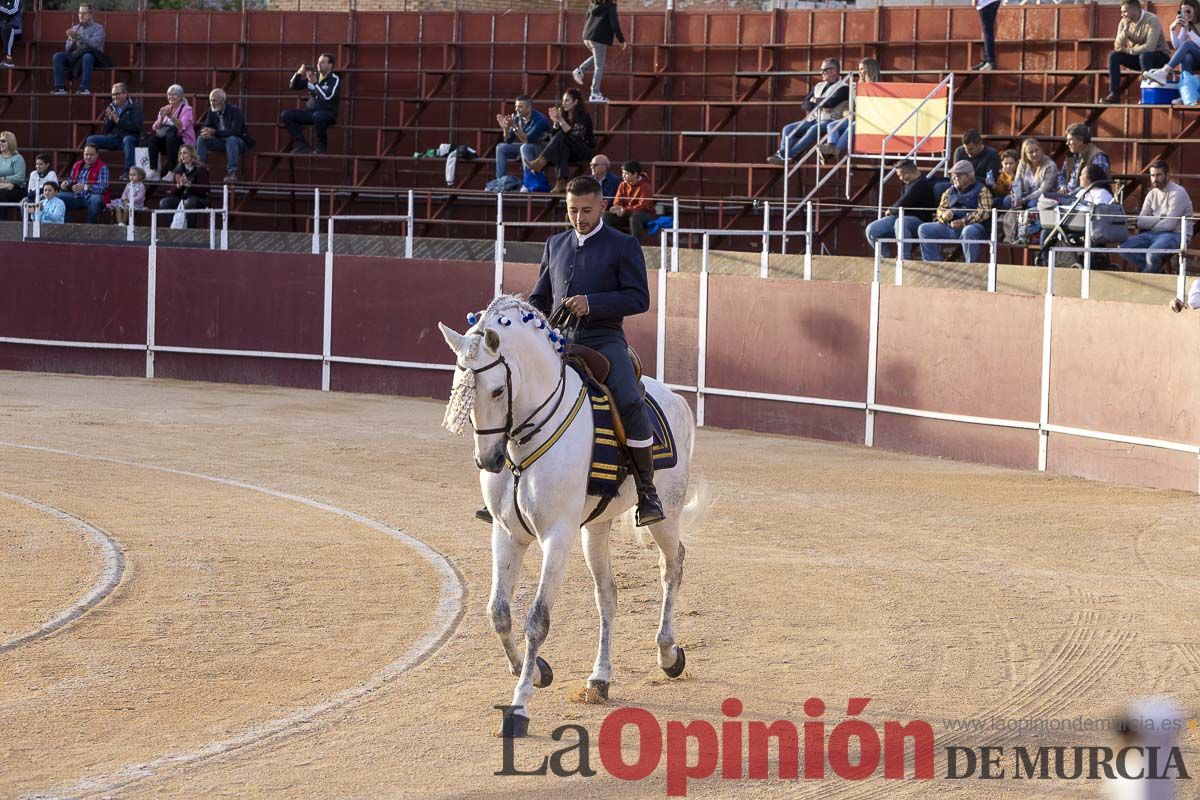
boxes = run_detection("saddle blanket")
[575,365,678,498]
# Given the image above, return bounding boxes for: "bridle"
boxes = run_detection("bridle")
[456,351,569,447]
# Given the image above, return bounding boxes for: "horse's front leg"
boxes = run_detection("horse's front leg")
[489,523,530,678]
[649,518,687,678]
[581,521,616,700]
[505,526,573,736]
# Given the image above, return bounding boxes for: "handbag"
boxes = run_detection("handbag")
[169,205,188,229]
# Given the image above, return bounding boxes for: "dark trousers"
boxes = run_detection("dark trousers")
[159,194,207,228]
[604,210,655,240]
[52,50,94,90]
[577,330,652,444]
[281,109,336,150]
[148,128,183,173]
[1109,49,1168,96]
[978,1,999,65]
[537,131,594,177]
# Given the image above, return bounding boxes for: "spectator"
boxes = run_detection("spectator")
[158,144,209,227]
[107,165,144,226]
[86,82,142,171]
[1057,123,1110,196]
[282,53,341,155]
[0,130,25,206]
[1103,0,1169,104]
[197,88,254,185]
[25,152,56,204]
[493,95,550,183]
[767,58,848,164]
[918,159,993,263]
[992,148,1018,210]
[1003,137,1057,244]
[865,159,937,260]
[58,143,108,223]
[603,160,655,239]
[572,0,626,104]
[1156,0,1200,78]
[146,84,194,180]
[38,181,65,225]
[0,0,21,69]
[820,58,881,163]
[1039,164,1116,268]
[975,0,1002,71]
[588,154,621,203]
[1170,277,1200,310]
[522,87,595,194]
[933,129,1001,199]
[51,3,108,96]
[1118,160,1193,273]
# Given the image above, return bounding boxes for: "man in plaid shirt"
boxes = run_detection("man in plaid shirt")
[918,159,994,263]
[58,143,109,223]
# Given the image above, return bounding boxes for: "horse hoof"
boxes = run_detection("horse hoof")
[500,711,530,738]
[663,646,686,678]
[585,679,609,702]
[533,656,554,688]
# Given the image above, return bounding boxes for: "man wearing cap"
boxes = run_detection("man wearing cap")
[918,159,993,263]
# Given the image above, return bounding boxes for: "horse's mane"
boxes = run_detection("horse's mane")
[479,294,549,328]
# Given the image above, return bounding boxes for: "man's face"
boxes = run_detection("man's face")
[317,55,332,74]
[566,190,604,236]
[1067,134,1085,154]
[44,185,57,199]
[1123,4,1140,23]
[820,62,838,80]
[963,140,983,158]
[951,170,974,190]
[621,170,638,185]
[589,159,608,177]
[78,6,92,23]
[514,99,531,118]
[83,147,97,165]
[1150,167,1169,190]
[111,85,127,104]
[209,92,224,109]
[898,167,917,185]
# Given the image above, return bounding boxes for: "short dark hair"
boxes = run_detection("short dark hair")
[622,160,642,174]
[515,94,532,104]
[1066,123,1091,143]
[43,180,60,191]
[320,52,334,65]
[82,143,98,154]
[895,159,918,173]
[1083,163,1108,184]
[1149,160,1170,173]
[566,175,603,198]
[36,152,51,164]
[962,129,982,145]
[821,58,841,72]
[1122,0,1141,8]
[1001,148,1020,162]
[78,3,93,11]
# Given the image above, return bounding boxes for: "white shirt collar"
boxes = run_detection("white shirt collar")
[575,219,605,246]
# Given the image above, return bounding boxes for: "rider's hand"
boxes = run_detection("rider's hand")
[564,295,590,316]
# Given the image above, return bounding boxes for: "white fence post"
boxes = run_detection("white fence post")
[988,207,998,293]
[494,193,505,298]
[311,188,320,255]
[146,213,158,380]
[804,201,813,280]
[760,200,770,279]
[323,215,334,392]
[671,197,680,273]
[406,189,415,259]
[220,184,229,250]
[1082,209,1093,300]
[1038,249,1056,472]
[657,232,667,384]
[894,208,905,286]
[696,232,710,428]
[1178,219,1190,301]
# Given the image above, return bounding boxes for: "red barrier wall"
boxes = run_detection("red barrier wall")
[2,240,1197,494]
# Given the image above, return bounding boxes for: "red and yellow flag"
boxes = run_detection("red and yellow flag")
[852,82,950,156]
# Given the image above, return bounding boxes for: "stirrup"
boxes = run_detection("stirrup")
[475,506,493,524]
[635,493,665,527]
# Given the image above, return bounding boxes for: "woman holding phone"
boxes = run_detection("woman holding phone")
[1152,0,1200,78]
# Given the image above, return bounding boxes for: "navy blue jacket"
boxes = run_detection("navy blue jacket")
[198,103,255,149]
[290,70,341,117]
[102,100,143,138]
[529,222,649,339]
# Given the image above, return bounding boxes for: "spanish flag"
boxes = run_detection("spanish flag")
[852,82,950,156]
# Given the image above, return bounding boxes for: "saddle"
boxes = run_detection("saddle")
[565,344,644,444]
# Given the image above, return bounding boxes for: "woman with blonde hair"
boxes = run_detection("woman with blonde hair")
[0,130,26,206]
[1004,137,1058,244]
[147,84,195,180]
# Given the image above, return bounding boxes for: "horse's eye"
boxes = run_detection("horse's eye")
[491,387,504,399]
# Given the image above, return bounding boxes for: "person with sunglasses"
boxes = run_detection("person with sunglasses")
[767,59,848,164]
[588,153,620,204]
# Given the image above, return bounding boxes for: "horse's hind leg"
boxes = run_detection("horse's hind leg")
[489,524,530,678]
[581,521,616,698]
[649,517,687,677]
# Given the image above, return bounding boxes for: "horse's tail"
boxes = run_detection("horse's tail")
[677,475,711,544]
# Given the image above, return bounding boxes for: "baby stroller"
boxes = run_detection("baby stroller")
[1036,194,1129,269]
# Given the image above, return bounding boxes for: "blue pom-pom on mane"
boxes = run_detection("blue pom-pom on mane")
[466,312,479,325]
[500,317,512,326]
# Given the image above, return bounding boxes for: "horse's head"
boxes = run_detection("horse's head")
[439,297,566,474]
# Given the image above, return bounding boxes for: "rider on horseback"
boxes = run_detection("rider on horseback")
[475,174,665,528]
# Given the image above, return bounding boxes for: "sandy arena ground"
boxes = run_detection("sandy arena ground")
[1,370,1198,799]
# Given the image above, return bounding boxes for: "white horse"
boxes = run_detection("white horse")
[438,295,699,737]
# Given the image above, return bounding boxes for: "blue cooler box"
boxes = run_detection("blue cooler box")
[1141,80,1181,105]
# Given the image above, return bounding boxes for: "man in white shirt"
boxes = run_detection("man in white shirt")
[1118,160,1193,273]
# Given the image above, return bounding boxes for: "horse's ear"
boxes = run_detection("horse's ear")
[483,327,501,353]
[438,322,464,353]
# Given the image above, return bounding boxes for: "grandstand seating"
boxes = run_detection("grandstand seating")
[4,2,1197,266]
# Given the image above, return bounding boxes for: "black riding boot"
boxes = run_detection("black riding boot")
[629,445,665,527]
[475,506,493,524]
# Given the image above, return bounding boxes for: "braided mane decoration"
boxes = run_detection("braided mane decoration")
[441,295,558,436]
